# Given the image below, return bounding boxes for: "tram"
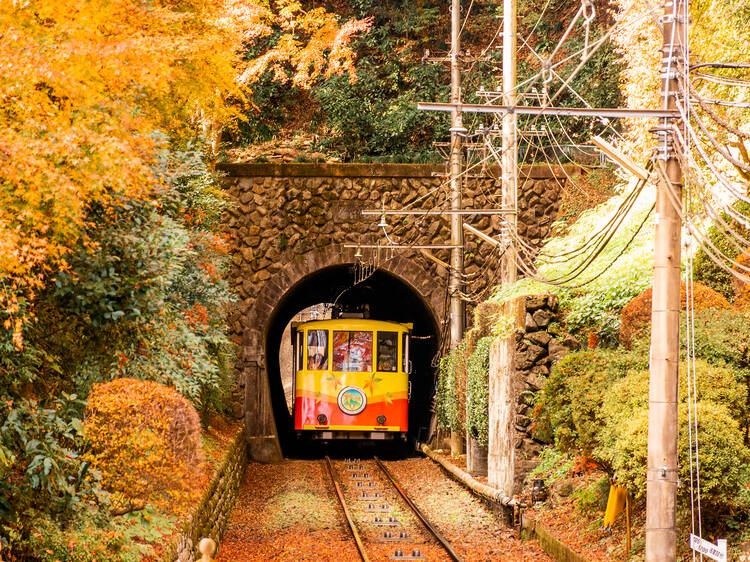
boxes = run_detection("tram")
[291,318,412,440]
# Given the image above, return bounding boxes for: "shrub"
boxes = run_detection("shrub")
[0,394,97,527]
[47,144,237,414]
[686,308,750,374]
[436,344,467,435]
[529,447,575,484]
[537,349,647,455]
[466,336,492,448]
[596,361,749,518]
[693,201,750,299]
[619,281,730,348]
[17,507,173,562]
[732,247,750,308]
[629,308,750,431]
[84,379,202,515]
[573,476,611,514]
[465,301,503,354]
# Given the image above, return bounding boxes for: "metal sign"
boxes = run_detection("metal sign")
[689,534,727,562]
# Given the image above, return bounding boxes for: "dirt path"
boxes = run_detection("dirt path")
[217,457,551,561]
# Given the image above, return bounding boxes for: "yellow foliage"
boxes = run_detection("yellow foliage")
[0,0,368,346]
[613,0,750,174]
[611,0,661,162]
[732,248,750,309]
[84,378,203,514]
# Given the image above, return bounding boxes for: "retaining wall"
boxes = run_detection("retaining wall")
[165,430,247,562]
[490,294,580,495]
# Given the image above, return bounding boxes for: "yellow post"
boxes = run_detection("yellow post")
[603,484,628,530]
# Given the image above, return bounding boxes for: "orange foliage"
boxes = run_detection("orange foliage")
[84,378,203,515]
[573,455,599,476]
[587,330,598,349]
[0,0,368,346]
[732,248,750,309]
[619,281,731,347]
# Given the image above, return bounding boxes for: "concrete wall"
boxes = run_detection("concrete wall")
[489,294,581,495]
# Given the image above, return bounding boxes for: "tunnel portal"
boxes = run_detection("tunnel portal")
[265,264,441,456]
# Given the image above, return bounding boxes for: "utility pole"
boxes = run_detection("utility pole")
[646,0,685,559]
[448,0,465,458]
[487,0,518,494]
[500,0,517,285]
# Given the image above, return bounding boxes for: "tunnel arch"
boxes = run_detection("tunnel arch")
[241,245,446,461]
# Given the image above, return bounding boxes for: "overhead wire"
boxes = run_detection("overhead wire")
[680,10,703,542]
[364,0,673,306]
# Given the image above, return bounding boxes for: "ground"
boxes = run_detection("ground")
[431,449,640,561]
[217,457,550,561]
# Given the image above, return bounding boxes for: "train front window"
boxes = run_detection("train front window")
[333,331,372,372]
[377,331,398,372]
[306,329,328,370]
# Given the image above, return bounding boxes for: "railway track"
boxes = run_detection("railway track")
[324,456,464,562]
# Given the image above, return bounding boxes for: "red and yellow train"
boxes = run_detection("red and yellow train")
[291,318,411,440]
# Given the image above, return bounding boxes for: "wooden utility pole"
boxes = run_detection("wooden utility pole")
[646,0,685,558]
[448,0,465,458]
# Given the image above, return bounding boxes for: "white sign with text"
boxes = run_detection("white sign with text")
[689,534,727,562]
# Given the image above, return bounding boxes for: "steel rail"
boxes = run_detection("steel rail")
[374,457,464,562]
[324,456,370,562]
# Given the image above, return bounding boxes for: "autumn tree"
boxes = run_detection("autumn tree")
[0,0,369,347]
[1,0,369,555]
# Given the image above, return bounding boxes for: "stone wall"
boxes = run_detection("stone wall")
[506,295,580,494]
[165,430,247,562]
[218,163,576,336]
[216,162,579,460]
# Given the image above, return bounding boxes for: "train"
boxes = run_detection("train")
[291,318,412,440]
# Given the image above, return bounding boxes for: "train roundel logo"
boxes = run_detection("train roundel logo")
[337,386,367,415]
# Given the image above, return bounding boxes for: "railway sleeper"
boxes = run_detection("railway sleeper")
[376,531,412,543]
[365,503,391,513]
[349,473,372,480]
[389,549,426,560]
[372,516,401,527]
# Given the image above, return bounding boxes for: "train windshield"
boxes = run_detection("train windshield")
[306,329,328,370]
[377,331,398,372]
[333,330,372,372]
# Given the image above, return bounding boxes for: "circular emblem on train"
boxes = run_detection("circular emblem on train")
[337,386,367,415]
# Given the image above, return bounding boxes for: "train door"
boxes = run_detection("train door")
[291,327,303,417]
[402,332,411,400]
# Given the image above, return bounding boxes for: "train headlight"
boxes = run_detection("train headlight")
[317,413,328,425]
[376,415,386,426]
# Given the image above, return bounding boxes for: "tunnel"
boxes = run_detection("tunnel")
[263,264,441,457]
